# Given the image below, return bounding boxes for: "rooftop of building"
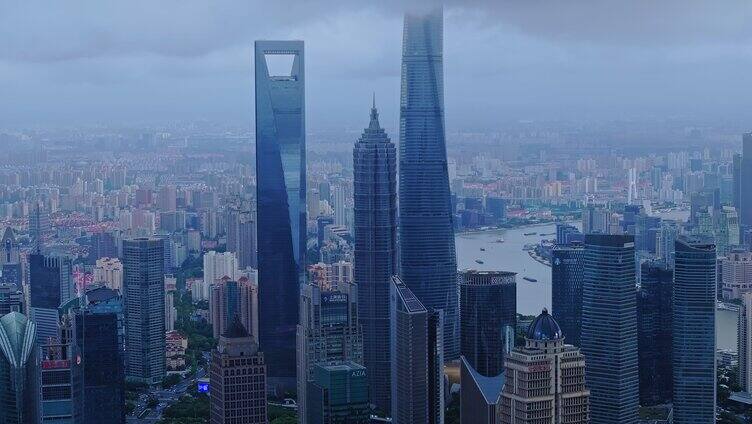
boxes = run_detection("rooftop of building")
[460,356,505,406]
[0,312,36,368]
[526,308,563,341]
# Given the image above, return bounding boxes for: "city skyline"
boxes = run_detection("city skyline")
[1,3,750,423]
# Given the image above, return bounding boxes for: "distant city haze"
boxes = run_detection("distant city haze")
[2,0,752,128]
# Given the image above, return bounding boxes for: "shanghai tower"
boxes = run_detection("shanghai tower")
[254,40,306,384]
[398,8,459,359]
[354,99,398,414]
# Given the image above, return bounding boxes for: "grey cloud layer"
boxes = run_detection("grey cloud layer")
[1,1,751,127]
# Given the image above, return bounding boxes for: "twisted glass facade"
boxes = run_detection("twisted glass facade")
[255,40,306,381]
[398,8,459,360]
[581,234,638,424]
[353,102,397,413]
[672,238,716,423]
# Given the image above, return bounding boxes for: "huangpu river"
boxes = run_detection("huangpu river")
[455,223,737,351]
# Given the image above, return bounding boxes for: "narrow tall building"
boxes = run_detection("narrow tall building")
[398,7,459,361]
[390,276,444,424]
[459,270,516,377]
[551,242,585,347]
[0,312,38,424]
[60,286,125,424]
[210,318,267,424]
[742,133,752,228]
[122,238,165,384]
[672,238,716,423]
[297,282,363,423]
[39,337,84,423]
[353,100,397,414]
[739,292,752,394]
[499,309,590,424]
[581,234,638,424]
[29,253,74,346]
[255,40,306,384]
[637,260,673,406]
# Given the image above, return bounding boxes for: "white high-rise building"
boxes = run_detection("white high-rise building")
[93,257,123,291]
[203,251,239,284]
[332,184,347,227]
[722,250,752,300]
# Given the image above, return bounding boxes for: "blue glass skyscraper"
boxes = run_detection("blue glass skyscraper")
[581,234,638,424]
[672,238,716,423]
[255,40,306,382]
[398,8,459,360]
[638,260,673,407]
[353,101,397,414]
[551,242,585,347]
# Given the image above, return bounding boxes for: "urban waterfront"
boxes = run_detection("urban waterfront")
[456,223,738,351]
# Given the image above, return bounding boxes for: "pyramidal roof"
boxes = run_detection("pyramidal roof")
[223,315,250,339]
[2,226,16,244]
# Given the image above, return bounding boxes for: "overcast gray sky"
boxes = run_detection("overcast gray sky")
[2,0,752,130]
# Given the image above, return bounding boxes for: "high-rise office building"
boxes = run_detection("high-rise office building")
[306,362,369,424]
[89,231,117,261]
[60,286,125,424]
[255,40,306,383]
[29,253,74,346]
[551,242,585,347]
[499,309,590,424]
[740,292,752,394]
[0,282,23,316]
[742,133,752,228]
[637,260,673,406]
[353,101,397,413]
[398,7,459,361]
[297,282,363,423]
[672,238,716,423]
[390,276,444,424]
[122,237,165,384]
[210,318,266,424]
[734,153,743,213]
[581,234,638,424]
[459,270,516,377]
[0,312,38,424]
[39,338,84,423]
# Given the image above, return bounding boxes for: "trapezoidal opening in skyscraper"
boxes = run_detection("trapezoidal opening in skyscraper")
[264,53,297,80]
